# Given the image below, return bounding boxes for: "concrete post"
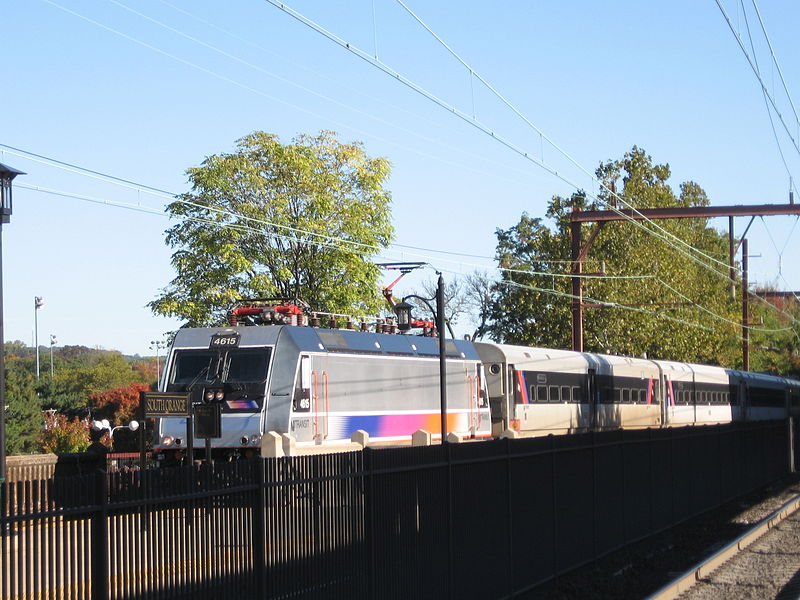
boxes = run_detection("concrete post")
[351,430,369,448]
[446,432,462,444]
[412,429,432,446]
[281,433,296,457]
[500,429,520,440]
[260,431,283,458]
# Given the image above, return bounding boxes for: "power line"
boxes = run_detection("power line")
[263,0,800,325]
[8,130,798,328]
[17,179,796,337]
[713,0,800,159]
[264,0,758,286]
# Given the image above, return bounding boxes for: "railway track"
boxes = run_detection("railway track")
[648,493,800,600]
[526,476,800,599]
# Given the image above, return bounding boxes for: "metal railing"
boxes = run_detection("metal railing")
[0,420,792,600]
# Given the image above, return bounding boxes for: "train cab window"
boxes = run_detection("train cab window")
[537,386,548,403]
[549,386,559,403]
[171,351,218,384]
[225,349,271,383]
[561,386,572,403]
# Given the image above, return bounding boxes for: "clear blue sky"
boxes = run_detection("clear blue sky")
[3,0,800,356]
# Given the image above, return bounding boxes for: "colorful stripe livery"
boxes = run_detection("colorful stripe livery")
[225,400,260,410]
[516,371,529,404]
[308,411,489,441]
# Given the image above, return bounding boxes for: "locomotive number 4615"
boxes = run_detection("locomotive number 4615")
[209,333,240,349]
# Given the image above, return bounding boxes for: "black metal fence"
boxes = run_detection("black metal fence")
[0,420,793,600]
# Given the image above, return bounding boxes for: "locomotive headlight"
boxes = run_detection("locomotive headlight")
[249,434,261,445]
[214,390,225,401]
[240,436,249,445]
[162,435,174,446]
[204,390,215,402]
[174,438,183,446]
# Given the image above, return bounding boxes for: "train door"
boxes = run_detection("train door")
[740,380,749,422]
[292,354,329,443]
[468,363,488,437]
[587,369,597,431]
[308,355,330,443]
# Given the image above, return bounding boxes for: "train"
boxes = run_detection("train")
[153,301,800,460]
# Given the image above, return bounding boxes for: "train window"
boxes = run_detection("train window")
[550,386,560,403]
[622,389,630,404]
[172,351,218,384]
[537,386,548,403]
[636,389,644,403]
[561,386,571,403]
[573,386,583,402]
[225,349,271,383]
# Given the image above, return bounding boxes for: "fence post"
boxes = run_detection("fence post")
[505,436,514,598]
[254,457,267,598]
[364,447,376,599]
[446,440,454,600]
[92,470,109,600]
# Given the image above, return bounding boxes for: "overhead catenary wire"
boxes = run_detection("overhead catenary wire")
[39,0,794,326]
[391,0,749,276]
[263,0,798,324]
[714,0,800,159]
[6,136,798,331]
[261,1,764,284]
[739,0,797,198]
[16,4,800,333]
[16,180,797,337]
[42,0,532,190]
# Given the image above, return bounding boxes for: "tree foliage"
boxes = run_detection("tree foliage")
[38,413,90,454]
[150,130,395,327]
[489,146,760,365]
[4,358,42,455]
[89,383,149,426]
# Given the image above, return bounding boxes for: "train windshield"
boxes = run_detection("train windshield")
[171,348,271,384]
[223,349,271,383]
[172,351,218,384]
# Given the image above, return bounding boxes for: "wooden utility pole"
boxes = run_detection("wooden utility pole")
[742,238,749,371]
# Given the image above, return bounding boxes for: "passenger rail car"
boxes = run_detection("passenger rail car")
[475,341,800,437]
[155,324,491,458]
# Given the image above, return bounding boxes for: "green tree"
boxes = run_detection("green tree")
[4,358,42,455]
[150,130,394,326]
[490,146,752,365]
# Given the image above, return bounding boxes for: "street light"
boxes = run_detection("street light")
[0,163,24,486]
[34,296,43,380]
[150,340,166,383]
[50,334,57,378]
[92,419,140,445]
[392,273,449,443]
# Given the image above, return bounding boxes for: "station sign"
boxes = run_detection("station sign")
[140,391,190,417]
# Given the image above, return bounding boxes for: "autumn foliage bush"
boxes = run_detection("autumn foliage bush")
[39,413,91,454]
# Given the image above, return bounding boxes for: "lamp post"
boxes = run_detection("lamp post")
[393,274,449,443]
[34,296,43,380]
[50,334,57,378]
[0,163,25,486]
[150,340,166,383]
[92,419,140,450]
